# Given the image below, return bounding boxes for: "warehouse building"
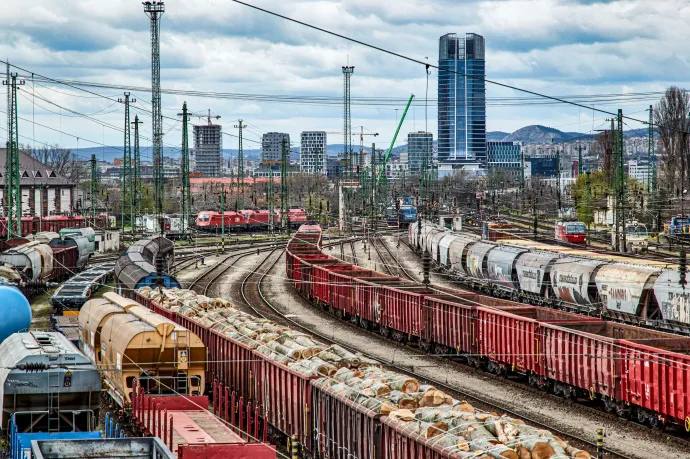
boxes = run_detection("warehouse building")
[0,148,76,216]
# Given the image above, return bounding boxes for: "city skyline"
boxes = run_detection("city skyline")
[0,1,682,157]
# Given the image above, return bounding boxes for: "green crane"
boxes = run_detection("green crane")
[377,94,414,185]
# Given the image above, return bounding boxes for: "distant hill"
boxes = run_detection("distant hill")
[74,125,656,163]
[486,131,511,142]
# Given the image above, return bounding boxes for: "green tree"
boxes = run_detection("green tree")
[571,170,648,226]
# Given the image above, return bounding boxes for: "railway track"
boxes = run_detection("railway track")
[376,233,690,451]
[232,246,633,458]
[170,228,690,458]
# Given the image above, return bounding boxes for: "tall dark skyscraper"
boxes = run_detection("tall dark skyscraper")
[438,33,486,169]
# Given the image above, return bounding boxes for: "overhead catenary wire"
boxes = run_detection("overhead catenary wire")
[228,0,686,136]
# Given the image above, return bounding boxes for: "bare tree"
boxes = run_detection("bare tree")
[655,87,690,198]
[22,144,87,182]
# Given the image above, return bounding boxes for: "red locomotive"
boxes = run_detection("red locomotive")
[196,208,307,232]
[554,220,587,244]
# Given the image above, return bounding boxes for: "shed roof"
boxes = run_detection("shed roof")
[0,148,74,186]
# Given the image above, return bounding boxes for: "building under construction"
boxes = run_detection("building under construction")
[193,124,222,177]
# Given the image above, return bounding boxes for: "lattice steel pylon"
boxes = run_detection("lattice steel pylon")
[342,66,354,178]
[144,1,165,222]
[132,115,143,226]
[178,103,191,240]
[119,92,134,233]
[90,154,97,221]
[4,73,23,239]
[648,105,656,194]
[268,165,275,234]
[280,138,289,230]
[235,119,247,209]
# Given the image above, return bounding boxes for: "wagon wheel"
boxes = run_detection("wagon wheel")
[615,401,628,419]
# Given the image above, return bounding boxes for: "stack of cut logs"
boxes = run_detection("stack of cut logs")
[140,287,590,459]
[322,367,590,459]
[138,287,376,371]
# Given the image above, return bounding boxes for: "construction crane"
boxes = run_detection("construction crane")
[191,109,221,125]
[325,127,379,170]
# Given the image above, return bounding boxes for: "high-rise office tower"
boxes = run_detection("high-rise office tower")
[438,33,486,169]
[193,124,222,177]
[407,131,433,173]
[300,131,327,174]
[262,132,290,162]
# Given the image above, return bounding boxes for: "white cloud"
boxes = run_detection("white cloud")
[0,0,684,151]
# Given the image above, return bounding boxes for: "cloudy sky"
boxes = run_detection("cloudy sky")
[0,0,687,160]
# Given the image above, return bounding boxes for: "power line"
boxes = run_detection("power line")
[228,0,688,135]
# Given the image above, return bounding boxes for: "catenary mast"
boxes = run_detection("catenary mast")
[144,1,165,223]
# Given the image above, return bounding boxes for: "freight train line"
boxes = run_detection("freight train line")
[357,231,690,450]
[239,249,635,459]
[381,230,690,450]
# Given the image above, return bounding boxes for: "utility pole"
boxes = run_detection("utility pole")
[342,65,354,178]
[90,154,98,222]
[235,120,247,209]
[119,92,134,233]
[220,183,225,253]
[178,103,191,240]
[556,148,562,214]
[618,109,626,252]
[586,171,591,233]
[268,166,275,234]
[648,104,657,194]
[281,138,289,230]
[4,73,23,239]
[610,118,619,251]
[519,148,525,211]
[144,1,165,226]
[132,115,143,229]
[578,143,583,177]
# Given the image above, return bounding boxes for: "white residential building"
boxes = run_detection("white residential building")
[300,131,327,174]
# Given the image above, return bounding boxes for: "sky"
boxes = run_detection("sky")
[0,0,687,161]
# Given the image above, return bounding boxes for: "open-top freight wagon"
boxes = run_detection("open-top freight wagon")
[288,224,690,432]
[135,283,593,459]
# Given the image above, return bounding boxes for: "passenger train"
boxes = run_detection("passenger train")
[384,204,417,228]
[195,208,307,232]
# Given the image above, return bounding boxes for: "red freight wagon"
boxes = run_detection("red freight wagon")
[136,293,259,416]
[542,321,690,427]
[477,306,602,379]
[303,258,346,303]
[620,337,690,427]
[251,351,317,451]
[421,294,477,356]
[308,261,351,307]
[51,245,78,281]
[137,292,316,445]
[326,265,372,316]
[381,417,468,459]
[355,278,422,338]
[541,321,628,404]
[352,276,400,326]
[311,379,381,459]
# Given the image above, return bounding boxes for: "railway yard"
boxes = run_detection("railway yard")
[0,212,683,459]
